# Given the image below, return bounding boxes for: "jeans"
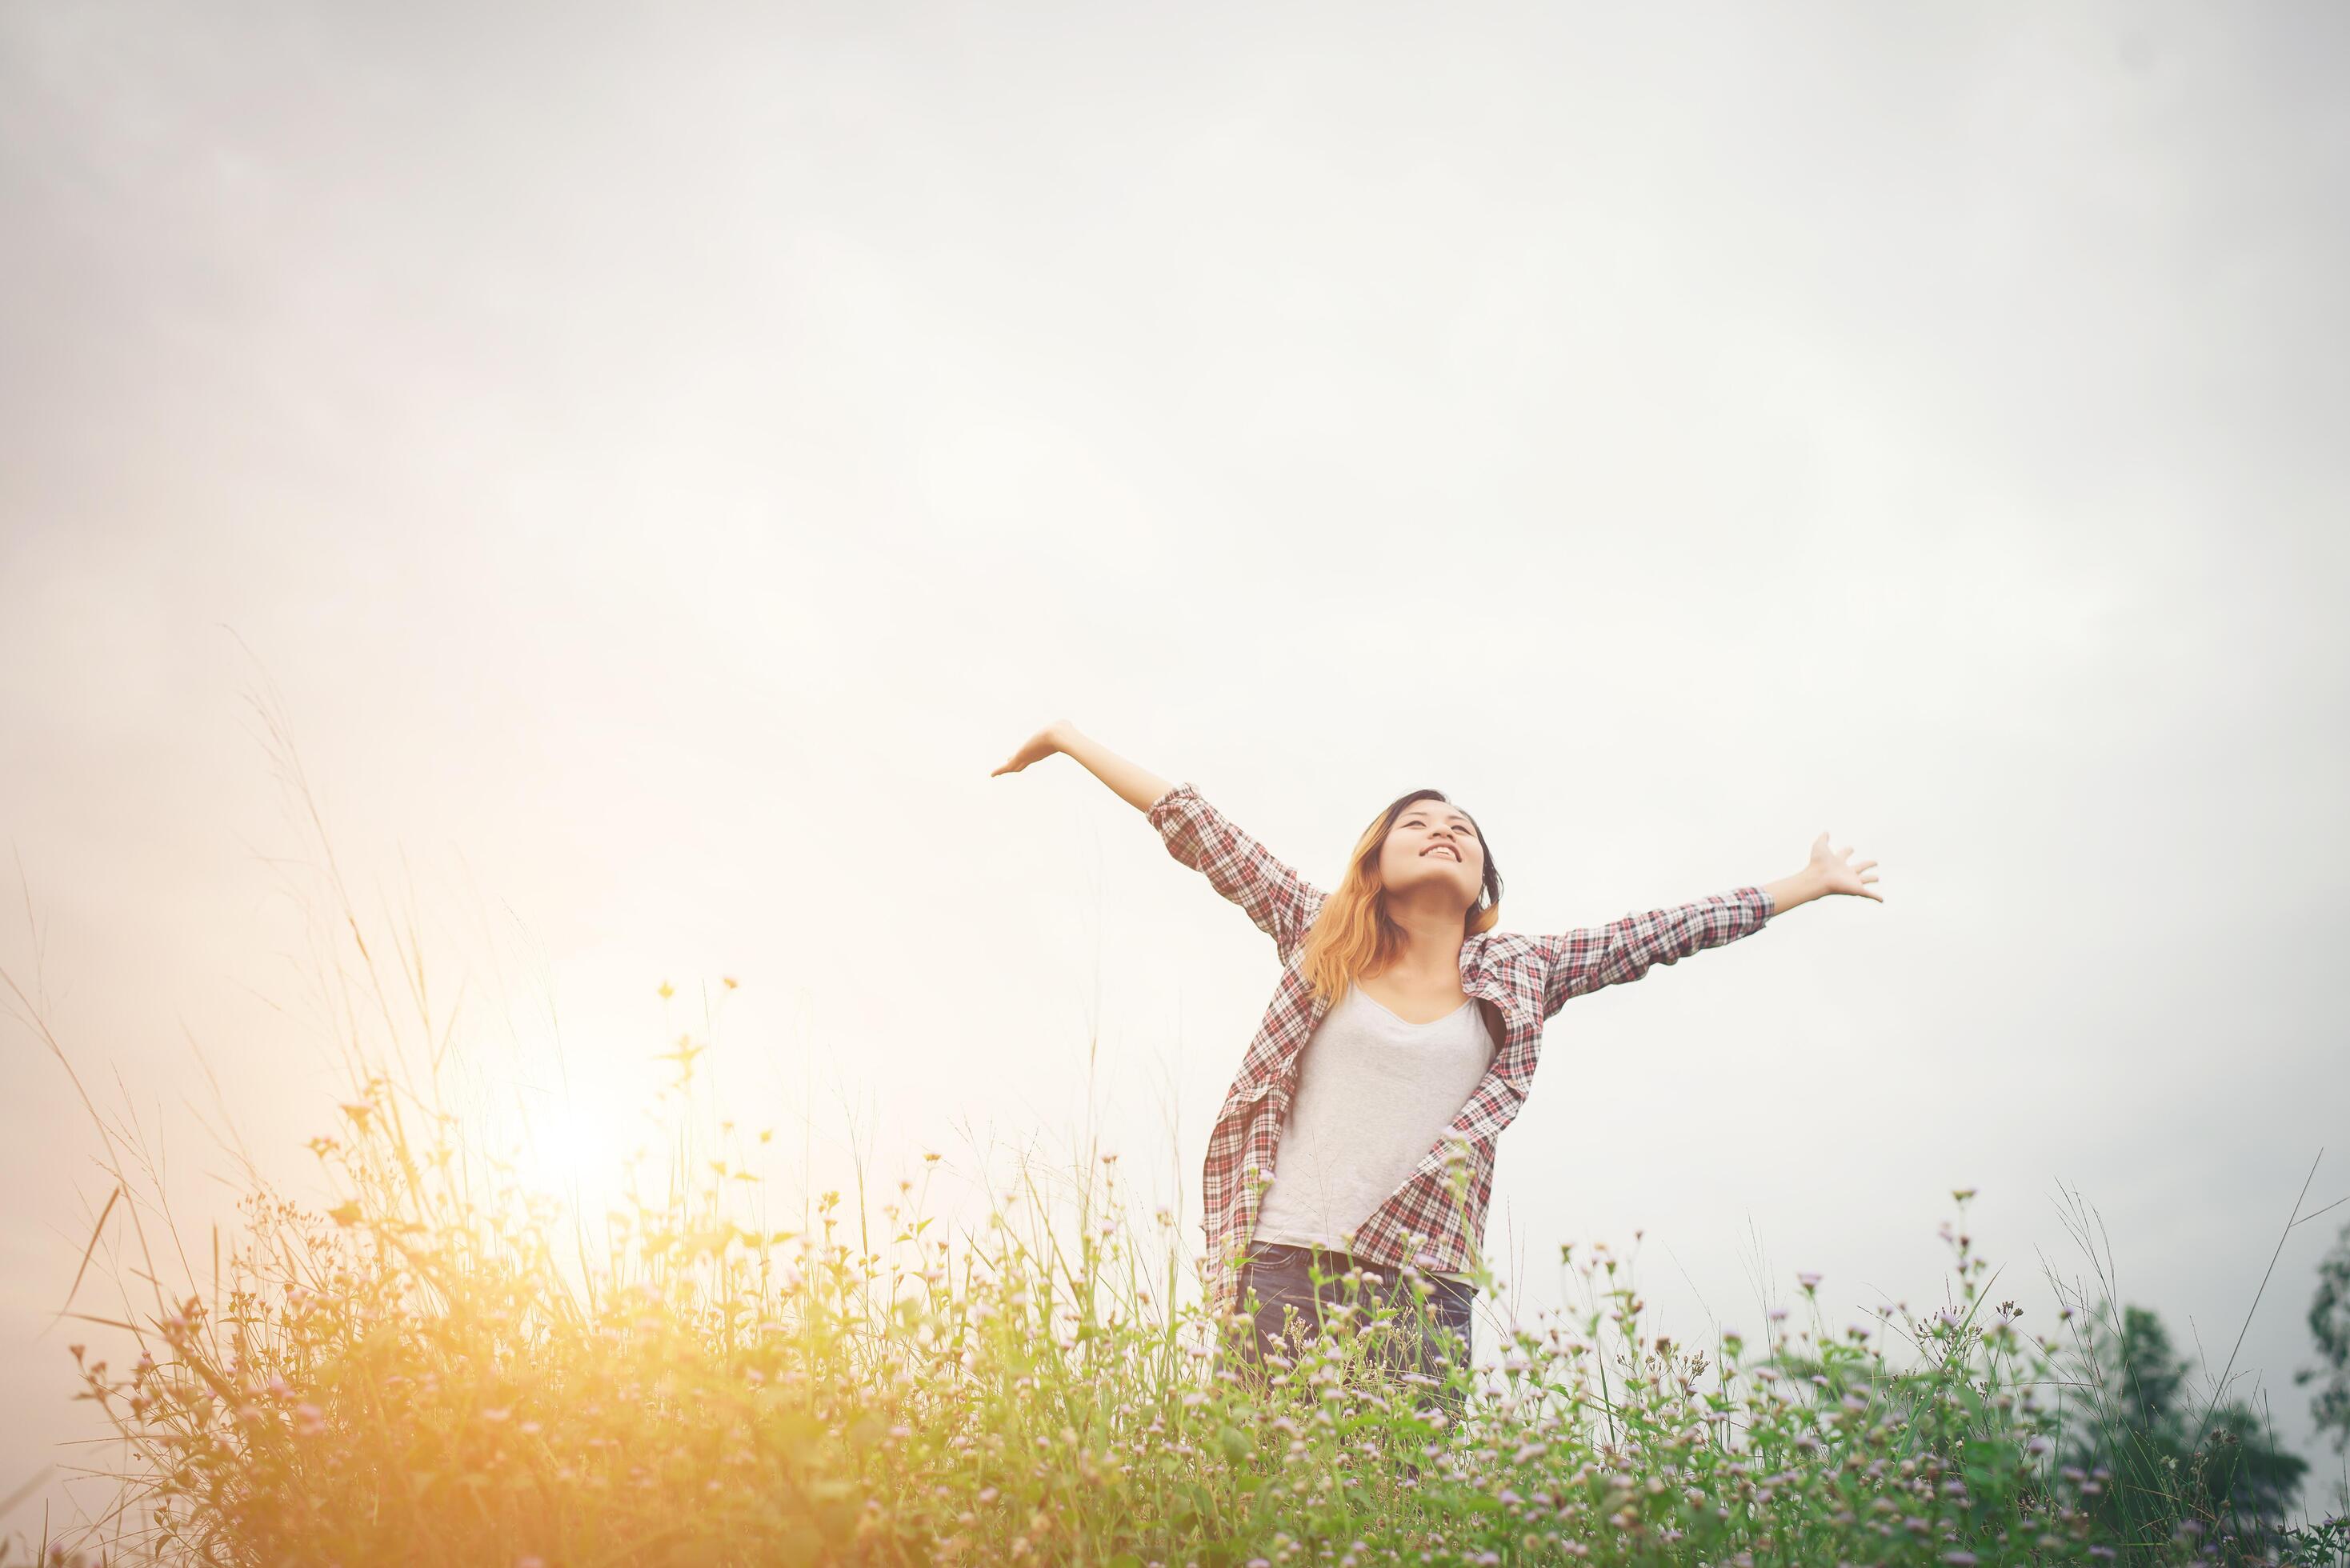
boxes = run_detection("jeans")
[1225,1241,1475,1417]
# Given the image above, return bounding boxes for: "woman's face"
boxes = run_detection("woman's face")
[1377,800,1483,901]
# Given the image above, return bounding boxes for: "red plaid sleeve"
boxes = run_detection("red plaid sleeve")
[1146,782,1324,965]
[1535,886,1773,1020]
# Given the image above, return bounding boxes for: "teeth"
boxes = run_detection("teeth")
[1424,848,1458,860]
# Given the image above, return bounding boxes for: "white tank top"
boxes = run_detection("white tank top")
[1252,979,1497,1281]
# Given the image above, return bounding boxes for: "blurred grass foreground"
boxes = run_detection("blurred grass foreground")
[18,714,2344,1567]
[32,1006,2331,1568]
[33,1002,2342,1568]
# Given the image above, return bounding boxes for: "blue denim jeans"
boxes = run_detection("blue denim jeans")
[1226,1242,1475,1415]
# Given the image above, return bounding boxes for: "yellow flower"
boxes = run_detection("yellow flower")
[657,980,675,999]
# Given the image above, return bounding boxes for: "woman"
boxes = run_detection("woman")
[991,719,1882,1402]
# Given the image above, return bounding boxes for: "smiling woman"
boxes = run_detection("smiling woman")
[1300,790,1503,1018]
[991,718,1883,1404]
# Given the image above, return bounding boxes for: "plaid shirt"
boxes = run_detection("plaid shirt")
[1147,782,1775,1320]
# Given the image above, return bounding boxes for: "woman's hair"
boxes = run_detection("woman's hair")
[1295,788,1504,1010]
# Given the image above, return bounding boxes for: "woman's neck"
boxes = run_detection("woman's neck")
[1382,893,1467,975]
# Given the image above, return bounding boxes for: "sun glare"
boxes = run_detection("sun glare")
[512,1101,600,1198]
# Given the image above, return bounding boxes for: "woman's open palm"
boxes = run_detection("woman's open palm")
[991,721,1069,778]
[1808,833,1884,902]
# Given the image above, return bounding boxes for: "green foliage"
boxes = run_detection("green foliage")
[2047,1301,2308,1561]
[2296,1218,2350,1466]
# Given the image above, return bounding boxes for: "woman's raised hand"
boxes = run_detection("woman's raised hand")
[1807,832,1884,902]
[991,719,1072,778]
[1000,724,1174,814]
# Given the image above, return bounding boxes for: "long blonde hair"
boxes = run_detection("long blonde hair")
[1295,789,1505,1010]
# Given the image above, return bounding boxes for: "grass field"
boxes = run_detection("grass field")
[29,997,2341,1568]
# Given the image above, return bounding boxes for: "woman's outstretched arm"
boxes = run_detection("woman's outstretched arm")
[991,720,1321,961]
[992,718,1171,812]
[1534,890,1773,1020]
[1535,833,1881,1018]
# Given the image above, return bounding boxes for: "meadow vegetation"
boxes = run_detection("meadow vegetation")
[22,998,2342,1568]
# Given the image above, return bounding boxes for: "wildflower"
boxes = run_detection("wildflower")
[294,1403,326,1436]
[658,980,675,999]
[1796,1271,1821,1291]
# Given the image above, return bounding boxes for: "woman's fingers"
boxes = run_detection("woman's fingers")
[991,726,1065,778]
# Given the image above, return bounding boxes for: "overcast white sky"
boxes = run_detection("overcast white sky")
[5,0,2348,1539]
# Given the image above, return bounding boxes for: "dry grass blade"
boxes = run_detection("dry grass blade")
[0,1466,52,1522]
[48,1185,122,1331]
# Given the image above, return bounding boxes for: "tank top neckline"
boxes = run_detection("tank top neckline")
[1348,980,1475,1029]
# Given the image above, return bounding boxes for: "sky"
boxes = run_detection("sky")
[4,0,2348,1541]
